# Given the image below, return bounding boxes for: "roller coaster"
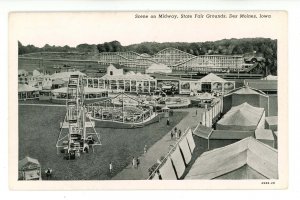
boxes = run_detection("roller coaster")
[56,75,101,159]
[19,48,257,73]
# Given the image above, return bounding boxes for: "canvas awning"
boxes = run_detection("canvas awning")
[170,146,186,179]
[159,157,177,180]
[179,137,192,164]
[193,124,213,139]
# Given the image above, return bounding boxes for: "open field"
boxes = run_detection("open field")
[18,57,146,76]
[18,105,188,180]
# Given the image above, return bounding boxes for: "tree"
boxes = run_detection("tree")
[232,46,243,54]
[110,41,123,52]
[18,41,25,55]
[103,42,113,52]
[97,44,106,53]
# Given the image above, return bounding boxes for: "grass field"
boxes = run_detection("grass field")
[18,105,188,180]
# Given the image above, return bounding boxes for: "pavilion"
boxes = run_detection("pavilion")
[18,84,39,100]
[19,157,42,180]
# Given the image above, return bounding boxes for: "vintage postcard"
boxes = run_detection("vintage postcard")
[9,11,288,190]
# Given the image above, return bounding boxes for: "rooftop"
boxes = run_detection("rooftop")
[185,137,278,179]
[265,116,278,126]
[18,84,39,92]
[50,71,86,81]
[101,71,154,81]
[244,79,278,91]
[19,156,40,170]
[209,130,255,140]
[225,85,267,96]
[52,87,107,94]
[200,73,227,82]
[255,129,274,141]
[193,124,213,139]
[217,103,264,127]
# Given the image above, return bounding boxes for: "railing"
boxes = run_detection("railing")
[147,127,191,180]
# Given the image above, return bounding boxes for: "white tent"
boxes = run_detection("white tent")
[42,80,52,90]
[185,137,278,180]
[262,75,278,80]
[50,71,86,82]
[255,129,275,148]
[200,73,226,82]
[18,84,39,92]
[33,69,42,77]
[216,102,265,130]
[146,63,172,74]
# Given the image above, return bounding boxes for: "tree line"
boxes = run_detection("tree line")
[18,38,277,75]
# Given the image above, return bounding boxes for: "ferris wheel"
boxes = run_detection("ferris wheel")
[56,75,101,159]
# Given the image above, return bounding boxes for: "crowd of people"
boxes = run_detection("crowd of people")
[170,126,182,140]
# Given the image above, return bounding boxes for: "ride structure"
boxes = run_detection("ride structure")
[85,92,161,129]
[56,75,101,159]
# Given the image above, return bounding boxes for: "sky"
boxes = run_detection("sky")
[10,11,285,47]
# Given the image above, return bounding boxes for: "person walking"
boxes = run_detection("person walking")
[170,130,174,140]
[196,110,198,116]
[45,168,52,180]
[144,145,148,154]
[136,157,140,169]
[175,129,179,140]
[167,118,170,126]
[132,157,136,168]
[178,129,182,138]
[109,161,113,174]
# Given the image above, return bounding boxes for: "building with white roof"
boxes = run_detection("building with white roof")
[18,84,39,100]
[223,85,271,116]
[51,86,108,101]
[84,65,157,94]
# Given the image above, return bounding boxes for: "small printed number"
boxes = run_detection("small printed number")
[261,182,275,184]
